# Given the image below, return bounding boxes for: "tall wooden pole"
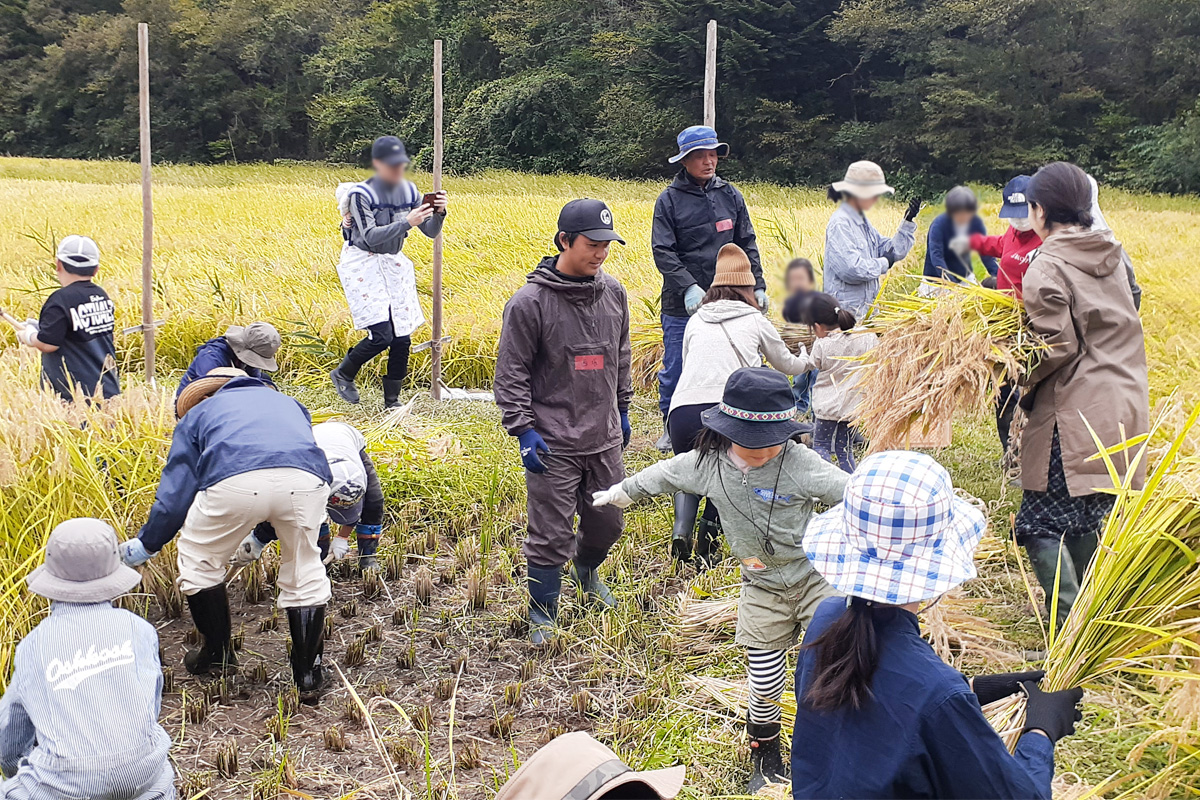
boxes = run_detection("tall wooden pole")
[137,22,155,385]
[703,20,717,128]
[430,39,444,401]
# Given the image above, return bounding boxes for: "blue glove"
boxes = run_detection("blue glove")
[120,539,152,567]
[517,429,551,473]
[620,410,632,449]
[684,285,705,315]
[755,289,769,313]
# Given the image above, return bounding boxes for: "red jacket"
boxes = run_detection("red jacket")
[970,228,1042,298]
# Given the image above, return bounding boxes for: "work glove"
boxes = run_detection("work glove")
[16,322,38,347]
[1021,682,1084,743]
[591,483,634,509]
[620,411,632,449]
[755,289,770,314]
[970,669,1045,705]
[904,197,922,223]
[329,535,351,561]
[517,429,551,474]
[948,234,971,257]
[684,285,705,315]
[120,539,152,567]
[230,531,266,566]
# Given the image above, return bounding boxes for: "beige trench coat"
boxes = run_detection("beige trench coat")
[1020,228,1149,496]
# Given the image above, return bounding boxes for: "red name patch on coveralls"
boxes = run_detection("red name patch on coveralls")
[575,355,605,370]
[715,218,734,232]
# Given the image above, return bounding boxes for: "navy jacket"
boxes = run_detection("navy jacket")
[791,597,1054,799]
[652,171,764,317]
[176,337,271,399]
[139,378,332,553]
[923,213,999,282]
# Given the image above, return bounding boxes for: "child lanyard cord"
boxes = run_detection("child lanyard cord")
[717,447,788,556]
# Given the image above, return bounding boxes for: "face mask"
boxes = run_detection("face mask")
[1010,216,1033,232]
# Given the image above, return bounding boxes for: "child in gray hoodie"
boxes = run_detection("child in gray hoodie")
[593,367,847,794]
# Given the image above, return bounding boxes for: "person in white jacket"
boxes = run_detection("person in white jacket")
[667,244,812,567]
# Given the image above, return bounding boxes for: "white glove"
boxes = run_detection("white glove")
[230,532,265,566]
[16,323,38,347]
[592,484,634,509]
[948,235,971,257]
[330,536,351,561]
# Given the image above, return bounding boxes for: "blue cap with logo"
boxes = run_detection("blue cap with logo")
[669,125,730,164]
[999,175,1032,219]
[371,135,410,166]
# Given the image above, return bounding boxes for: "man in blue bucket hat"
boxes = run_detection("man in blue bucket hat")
[652,125,765,452]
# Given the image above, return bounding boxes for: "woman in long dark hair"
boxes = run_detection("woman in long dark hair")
[790,450,1085,799]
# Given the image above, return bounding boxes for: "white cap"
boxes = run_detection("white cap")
[56,235,100,272]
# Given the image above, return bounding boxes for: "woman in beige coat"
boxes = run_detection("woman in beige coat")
[1017,161,1149,625]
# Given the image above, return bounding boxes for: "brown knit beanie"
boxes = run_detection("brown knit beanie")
[711,244,755,287]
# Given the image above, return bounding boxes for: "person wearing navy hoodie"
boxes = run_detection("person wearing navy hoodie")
[923,186,997,286]
[119,369,333,704]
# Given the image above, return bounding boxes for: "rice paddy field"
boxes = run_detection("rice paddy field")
[3,156,1200,798]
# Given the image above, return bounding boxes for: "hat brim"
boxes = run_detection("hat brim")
[376,153,410,166]
[327,500,363,527]
[577,229,626,245]
[802,495,987,605]
[832,181,895,199]
[998,202,1030,219]
[26,562,142,603]
[587,765,687,800]
[176,375,237,417]
[668,142,730,163]
[700,406,808,449]
[232,346,278,372]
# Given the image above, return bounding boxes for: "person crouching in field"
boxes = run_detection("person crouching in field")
[16,235,119,403]
[593,368,848,793]
[782,292,877,472]
[237,420,385,572]
[176,322,280,413]
[1,519,174,799]
[120,368,333,704]
[330,135,448,408]
[494,199,632,647]
[923,186,998,289]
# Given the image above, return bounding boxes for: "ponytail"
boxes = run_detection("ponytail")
[826,185,843,203]
[802,598,880,712]
[801,291,856,331]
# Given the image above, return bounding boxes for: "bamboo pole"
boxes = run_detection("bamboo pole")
[703,20,717,128]
[137,23,155,385]
[430,39,444,401]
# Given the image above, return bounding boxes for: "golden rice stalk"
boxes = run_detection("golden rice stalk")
[687,675,798,735]
[923,590,1019,667]
[775,321,815,356]
[857,282,1044,451]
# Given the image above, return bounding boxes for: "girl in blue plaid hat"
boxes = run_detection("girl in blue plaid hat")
[593,367,849,793]
[790,450,1085,799]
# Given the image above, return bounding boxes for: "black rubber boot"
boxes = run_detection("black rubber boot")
[382,379,403,409]
[1025,538,1080,627]
[747,721,787,793]
[671,492,700,562]
[695,516,723,572]
[655,419,673,453]
[570,560,617,609]
[527,565,561,648]
[331,356,361,404]
[183,584,238,676]
[287,606,326,705]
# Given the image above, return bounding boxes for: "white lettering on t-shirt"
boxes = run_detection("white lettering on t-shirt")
[68,295,116,336]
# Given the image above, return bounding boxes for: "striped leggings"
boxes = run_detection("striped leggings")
[747,648,788,725]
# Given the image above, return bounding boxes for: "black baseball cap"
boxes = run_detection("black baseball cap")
[371,136,410,166]
[556,199,625,245]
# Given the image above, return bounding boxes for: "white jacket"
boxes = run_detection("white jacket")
[791,328,879,422]
[670,300,810,412]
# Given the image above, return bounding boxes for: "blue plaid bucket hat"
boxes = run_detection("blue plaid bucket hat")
[803,451,987,605]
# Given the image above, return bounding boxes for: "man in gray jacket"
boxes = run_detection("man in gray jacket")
[494,199,633,646]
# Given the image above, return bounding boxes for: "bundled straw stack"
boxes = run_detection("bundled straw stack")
[857,282,1043,451]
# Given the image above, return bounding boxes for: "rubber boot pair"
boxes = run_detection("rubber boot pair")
[527,565,561,648]
[1025,534,1098,627]
[287,606,326,705]
[747,720,787,793]
[184,584,239,675]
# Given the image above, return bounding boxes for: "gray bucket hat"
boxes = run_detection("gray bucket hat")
[225,322,281,372]
[26,519,143,603]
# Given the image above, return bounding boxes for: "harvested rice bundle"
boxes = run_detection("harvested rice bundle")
[988,406,1200,755]
[924,590,1020,667]
[775,321,815,356]
[857,282,1043,451]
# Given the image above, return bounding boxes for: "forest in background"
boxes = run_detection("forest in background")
[2,0,1199,194]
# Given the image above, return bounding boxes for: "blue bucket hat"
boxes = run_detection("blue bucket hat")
[668,125,729,164]
[998,175,1032,219]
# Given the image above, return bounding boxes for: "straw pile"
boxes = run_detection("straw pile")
[857,282,1043,451]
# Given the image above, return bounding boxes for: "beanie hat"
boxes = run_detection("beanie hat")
[711,244,755,288]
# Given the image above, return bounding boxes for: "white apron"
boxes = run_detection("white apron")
[336,243,425,335]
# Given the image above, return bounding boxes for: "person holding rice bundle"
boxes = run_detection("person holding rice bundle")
[822,161,920,320]
[781,292,877,472]
[1016,161,1149,625]
[790,451,1085,799]
[666,244,814,568]
[593,367,848,793]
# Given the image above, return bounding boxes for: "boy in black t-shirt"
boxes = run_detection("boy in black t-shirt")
[17,235,120,402]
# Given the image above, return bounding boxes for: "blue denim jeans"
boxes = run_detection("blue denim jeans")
[658,314,690,418]
[792,369,817,416]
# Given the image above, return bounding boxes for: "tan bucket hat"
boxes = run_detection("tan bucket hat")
[494,731,685,800]
[832,160,895,199]
[175,367,249,418]
[711,243,756,288]
[225,322,281,372]
[26,518,142,603]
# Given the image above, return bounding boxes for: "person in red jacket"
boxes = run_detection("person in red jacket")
[970,175,1041,299]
